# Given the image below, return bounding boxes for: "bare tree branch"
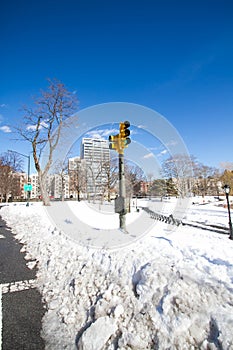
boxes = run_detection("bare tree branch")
[16,78,78,205]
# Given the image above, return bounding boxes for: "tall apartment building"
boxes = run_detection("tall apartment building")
[50,174,69,199]
[30,173,69,199]
[10,172,28,201]
[80,138,110,197]
[30,173,40,199]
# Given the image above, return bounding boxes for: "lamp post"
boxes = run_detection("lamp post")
[8,150,31,206]
[223,184,233,240]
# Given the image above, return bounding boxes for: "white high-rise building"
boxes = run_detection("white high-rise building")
[80,138,110,197]
[30,173,70,200]
[50,174,69,199]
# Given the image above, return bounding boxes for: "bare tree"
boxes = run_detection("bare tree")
[1,151,24,172]
[125,161,146,197]
[16,79,78,205]
[86,161,107,203]
[52,158,69,201]
[81,149,113,203]
[192,164,220,197]
[146,172,154,198]
[98,156,118,202]
[68,157,88,201]
[219,162,233,171]
[73,167,86,201]
[149,179,167,200]
[0,163,12,202]
[162,154,195,197]
[0,151,23,202]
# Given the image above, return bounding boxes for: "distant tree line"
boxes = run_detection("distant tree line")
[1,150,233,203]
[146,155,233,199]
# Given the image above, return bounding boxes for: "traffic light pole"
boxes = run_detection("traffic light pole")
[109,120,131,233]
[119,153,127,232]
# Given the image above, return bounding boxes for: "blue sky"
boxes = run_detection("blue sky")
[1,0,233,172]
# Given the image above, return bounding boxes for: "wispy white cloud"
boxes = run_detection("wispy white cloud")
[157,149,168,157]
[130,129,138,136]
[85,128,118,139]
[0,104,7,108]
[26,121,48,131]
[149,146,161,151]
[143,152,154,159]
[0,125,12,133]
[84,130,102,139]
[27,124,37,131]
[165,140,178,147]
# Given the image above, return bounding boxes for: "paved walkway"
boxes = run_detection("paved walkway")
[0,215,45,350]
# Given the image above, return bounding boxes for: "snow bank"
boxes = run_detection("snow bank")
[1,201,233,349]
[67,200,144,229]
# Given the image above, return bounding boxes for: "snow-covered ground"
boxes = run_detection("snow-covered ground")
[1,197,233,349]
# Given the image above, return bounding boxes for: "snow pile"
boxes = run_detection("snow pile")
[1,201,233,349]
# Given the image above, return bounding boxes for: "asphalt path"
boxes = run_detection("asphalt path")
[0,213,45,350]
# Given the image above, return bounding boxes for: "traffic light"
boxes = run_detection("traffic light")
[109,121,131,154]
[120,121,131,150]
[120,121,130,138]
[109,134,120,152]
[121,137,131,149]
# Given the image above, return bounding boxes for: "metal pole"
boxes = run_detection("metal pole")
[226,192,233,240]
[27,155,30,184]
[26,155,30,206]
[119,153,126,232]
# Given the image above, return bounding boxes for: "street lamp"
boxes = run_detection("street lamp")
[8,150,31,206]
[223,184,233,240]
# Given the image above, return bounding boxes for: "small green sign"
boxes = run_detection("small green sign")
[24,184,32,191]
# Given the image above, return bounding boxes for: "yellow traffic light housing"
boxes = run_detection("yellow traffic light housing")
[120,137,131,150]
[120,121,131,151]
[109,134,120,152]
[120,121,130,139]
[109,121,131,154]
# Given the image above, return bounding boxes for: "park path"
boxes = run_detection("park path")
[0,214,45,350]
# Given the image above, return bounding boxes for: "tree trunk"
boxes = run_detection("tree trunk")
[61,177,65,202]
[38,171,50,206]
[107,182,111,202]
